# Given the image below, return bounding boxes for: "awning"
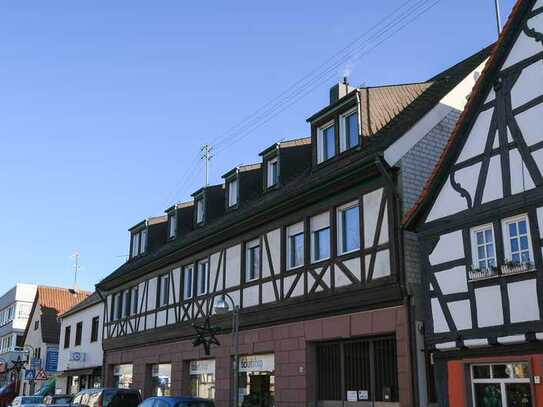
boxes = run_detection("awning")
[58,367,102,377]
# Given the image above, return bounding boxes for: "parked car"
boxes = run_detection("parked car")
[9,396,44,407]
[42,395,72,406]
[138,397,215,407]
[71,388,141,407]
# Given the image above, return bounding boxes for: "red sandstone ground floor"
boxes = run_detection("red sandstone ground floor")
[433,347,543,407]
[104,305,413,407]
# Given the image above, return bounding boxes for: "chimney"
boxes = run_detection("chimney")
[329,77,354,104]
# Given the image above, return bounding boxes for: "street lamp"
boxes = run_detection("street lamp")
[213,294,240,407]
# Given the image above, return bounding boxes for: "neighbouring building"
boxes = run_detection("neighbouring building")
[56,292,104,395]
[96,46,490,407]
[21,286,90,395]
[404,0,543,406]
[0,284,37,387]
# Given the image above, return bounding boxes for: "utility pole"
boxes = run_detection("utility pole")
[201,144,213,187]
[494,0,502,36]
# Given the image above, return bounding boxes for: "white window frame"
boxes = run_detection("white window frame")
[317,120,336,163]
[168,213,176,239]
[122,290,131,318]
[197,260,209,296]
[502,214,533,264]
[158,274,170,307]
[245,239,261,282]
[339,108,359,152]
[337,200,360,255]
[196,198,205,224]
[131,286,139,315]
[267,157,279,188]
[310,212,331,263]
[228,177,239,207]
[131,233,140,258]
[470,362,531,407]
[470,223,497,270]
[287,222,305,270]
[140,229,147,254]
[183,265,194,300]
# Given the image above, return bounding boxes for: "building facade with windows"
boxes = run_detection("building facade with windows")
[96,47,490,407]
[0,284,37,387]
[20,286,91,395]
[56,293,104,395]
[405,0,543,406]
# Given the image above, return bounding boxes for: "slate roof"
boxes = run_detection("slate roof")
[98,45,492,291]
[24,286,91,344]
[402,0,534,227]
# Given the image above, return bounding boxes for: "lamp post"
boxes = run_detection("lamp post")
[213,294,240,407]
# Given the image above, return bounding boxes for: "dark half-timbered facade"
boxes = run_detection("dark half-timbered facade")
[405,1,543,406]
[96,47,490,407]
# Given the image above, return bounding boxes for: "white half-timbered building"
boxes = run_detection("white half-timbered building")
[96,46,490,407]
[405,1,543,406]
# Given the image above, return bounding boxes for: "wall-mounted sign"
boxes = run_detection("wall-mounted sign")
[35,369,48,381]
[24,369,36,380]
[45,348,58,372]
[189,359,215,375]
[346,391,358,402]
[69,352,86,362]
[238,354,274,373]
[30,357,41,369]
[358,390,369,400]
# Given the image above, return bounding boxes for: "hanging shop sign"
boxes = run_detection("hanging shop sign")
[189,359,215,375]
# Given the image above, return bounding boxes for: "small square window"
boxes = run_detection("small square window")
[287,223,304,269]
[168,213,176,239]
[183,266,194,300]
[470,224,496,270]
[317,122,336,163]
[340,109,359,152]
[197,261,209,296]
[196,198,205,224]
[503,215,532,264]
[338,202,360,254]
[267,158,279,188]
[228,178,238,207]
[246,239,261,281]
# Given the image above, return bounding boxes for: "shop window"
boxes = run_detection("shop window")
[316,336,398,403]
[471,362,531,407]
[112,364,133,389]
[151,364,171,396]
[190,359,216,399]
[238,354,275,407]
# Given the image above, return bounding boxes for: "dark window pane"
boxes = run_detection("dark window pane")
[317,343,342,400]
[346,112,359,148]
[474,383,502,407]
[505,383,532,407]
[493,364,512,379]
[374,337,399,402]
[341,206,360,253]
[344,341,370,400]
[472,365,491,379]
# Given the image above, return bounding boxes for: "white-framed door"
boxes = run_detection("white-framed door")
[470,362,532,407]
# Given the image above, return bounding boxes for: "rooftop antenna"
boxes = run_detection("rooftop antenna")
[494,0,502,36]
[70,250,80,290]
[201,144,214,187]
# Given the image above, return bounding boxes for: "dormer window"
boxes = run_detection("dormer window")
[267,157,279,188]
[317,121,336,163]
[130,228,147,258]
[168,213,176,239]
[340,109,359,152]
[227,177,238,208]
[196,197,205,224]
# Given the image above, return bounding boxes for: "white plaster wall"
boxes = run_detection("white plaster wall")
[363,188,383,246]
[482,155,504,204]
[58,302,104,372]
[225,245,241,288]
[475,286,504,327]
[502,13,543,69]
[508,279,540,323]
[243,286,259,308]
[434,266,468,295]
[431,298,449,333]
[511,61,543,109]
[456,109,493,162]
[147,278,157,311]
[343,257,361,281]
[448,300,472,330]
[429,231,464,266]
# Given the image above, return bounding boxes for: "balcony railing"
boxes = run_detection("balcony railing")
[468,261,535,282]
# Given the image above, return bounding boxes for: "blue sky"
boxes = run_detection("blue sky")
[0,0,515,294]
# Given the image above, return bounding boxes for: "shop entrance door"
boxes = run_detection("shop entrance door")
[239,372,274,407]
[471,363,532,407]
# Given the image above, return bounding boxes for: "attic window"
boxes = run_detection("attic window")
[227,177,239,208]
[130,228,147,258]
[266,157,279,188]
[317,121,336,163]
[196,197,205,224]
[168,213,176,239]
[340,108,359,152]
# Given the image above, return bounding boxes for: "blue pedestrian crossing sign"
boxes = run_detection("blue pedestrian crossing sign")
[24,369,36,380]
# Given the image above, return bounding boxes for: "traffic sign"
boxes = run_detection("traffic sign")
[35,369,48,381]
[24,369,36,380]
